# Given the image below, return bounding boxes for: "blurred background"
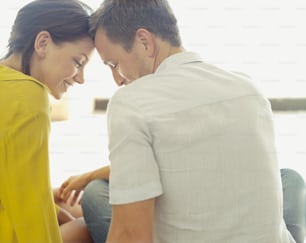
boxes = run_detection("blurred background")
[1,0,306,186]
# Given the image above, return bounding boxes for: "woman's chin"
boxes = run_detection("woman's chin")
[51,92,62,100]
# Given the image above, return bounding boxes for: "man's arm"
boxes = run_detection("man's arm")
[107,198,155,243]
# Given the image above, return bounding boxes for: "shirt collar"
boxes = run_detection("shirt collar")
[0,65,49,91]
[155,51,203,74]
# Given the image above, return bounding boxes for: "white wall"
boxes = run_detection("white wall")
[1,0,306,105]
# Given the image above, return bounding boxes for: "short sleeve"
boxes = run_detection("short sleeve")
[107,99,163,205]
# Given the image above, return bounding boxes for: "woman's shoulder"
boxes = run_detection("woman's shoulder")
[0,65,48,89]
[0,65,50,114]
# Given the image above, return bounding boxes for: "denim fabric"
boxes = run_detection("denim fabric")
[81,179,111,243]
[281,168,306,243]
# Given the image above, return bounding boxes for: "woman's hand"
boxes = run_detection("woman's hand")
[58,173,91,206]
[57,207,76,225]
[53,188,83,219]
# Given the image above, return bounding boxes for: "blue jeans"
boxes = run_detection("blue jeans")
[281,168,306,243]
[81,179,111,243]
[82,169,306,243]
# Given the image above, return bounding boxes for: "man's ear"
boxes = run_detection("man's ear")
[34,31,52,58]
[135,28,156,57]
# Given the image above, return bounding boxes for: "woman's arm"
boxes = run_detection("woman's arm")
[57,166,110,205]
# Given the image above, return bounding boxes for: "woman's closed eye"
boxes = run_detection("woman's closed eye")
[73,59,82,69]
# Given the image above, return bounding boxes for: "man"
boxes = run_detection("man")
[86,0,297,242]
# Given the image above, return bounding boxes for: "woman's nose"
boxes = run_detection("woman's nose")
[73,70,85,84]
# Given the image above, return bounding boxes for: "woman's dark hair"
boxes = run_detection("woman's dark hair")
[89,0,181,51]
[5,0,92,75]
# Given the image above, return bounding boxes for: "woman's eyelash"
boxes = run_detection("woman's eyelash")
[74,59,82,68]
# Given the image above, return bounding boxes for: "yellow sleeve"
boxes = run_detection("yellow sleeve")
[55,203,61,215]
[0,107,62,242]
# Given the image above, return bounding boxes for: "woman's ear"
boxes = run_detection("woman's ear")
[34,31,52,58]
[135,28,155,57]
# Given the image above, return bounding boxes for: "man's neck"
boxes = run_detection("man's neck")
[153,39,184,72]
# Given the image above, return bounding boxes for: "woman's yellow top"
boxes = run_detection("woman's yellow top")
[0,65,62,243]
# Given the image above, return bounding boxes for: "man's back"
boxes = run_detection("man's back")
[108,52,294,243]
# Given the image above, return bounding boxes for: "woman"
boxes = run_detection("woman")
[0,0,94,242]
